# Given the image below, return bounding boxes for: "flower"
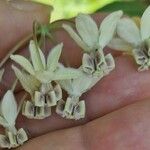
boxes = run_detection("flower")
[109,6,150,71]
[10,40,81,119]
[0,90,28,149]
[56,66,100,120]
[63,11,123,76]
[11,40,81,83]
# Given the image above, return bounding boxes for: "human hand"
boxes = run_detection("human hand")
[0,1,150,150]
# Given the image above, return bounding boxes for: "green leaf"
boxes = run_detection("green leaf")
[97,1,147,16]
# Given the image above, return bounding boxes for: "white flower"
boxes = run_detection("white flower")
[0,90,28,149]
[10,40,82,119]
[109,6,150,71]
[11,40,81,83]
[56,67,100,120]
[63,11,122,76]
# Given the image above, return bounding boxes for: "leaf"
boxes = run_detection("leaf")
[29,40,44,71]
[10,55,35,75]
[99,10,123,49]
[12,65,40,95]
[141,6,150,41]
[47,43,63,71]
[97,1,147,17]
[1,90,17,126]
[75,13,99,49]
[63,24,90,52]
[117,18,141,47]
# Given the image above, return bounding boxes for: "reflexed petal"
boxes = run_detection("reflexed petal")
[141,6,150,41]
[47,43,63,71]
[1,90,17,126]
[29,40,44,71]
[99,10,123,49]
[0,116,7,127]
[108,38,132,51]
[63,24,91,52]
[117,18,141,46]
[10,55,35,75]
[76,14,99,49]
[0,69,4,82]
[12,65,40,95]
[53,68,82,80]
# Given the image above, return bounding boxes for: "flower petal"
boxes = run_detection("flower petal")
[108,38,132,51]
[29,40,44,71]
[10,55,35,75]
[53,67,82,80]
[117,18,141,47]
[1,90,17,126]
[0,69,4,82]
[63,24,90,52]
[47,43,63,71]
[141,6,150,41]
[76,14,99,49]
[12,65,40,95]
[99,10,123,49]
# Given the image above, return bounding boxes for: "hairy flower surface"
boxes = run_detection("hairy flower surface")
[63,11,123,76]
[0,91,28,149]
[109,6,150,71]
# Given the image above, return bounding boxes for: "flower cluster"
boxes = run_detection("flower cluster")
[1,5,150,149]
[109,6,150,71]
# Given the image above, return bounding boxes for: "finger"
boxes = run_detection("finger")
[0,0,51,60]
[0,13,121,93]
[16,55,150,138]
[16,98,150,150]
[0,1,51,94]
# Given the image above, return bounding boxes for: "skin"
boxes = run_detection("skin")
[0,1,150,150]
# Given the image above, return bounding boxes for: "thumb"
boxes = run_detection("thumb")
[0,0,51,59]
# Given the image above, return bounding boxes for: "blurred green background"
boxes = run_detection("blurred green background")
[32,0,150,22]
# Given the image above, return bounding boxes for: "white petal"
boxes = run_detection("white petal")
[76,14,99,49]
[53,68,82,80]
[1,90,17,126]
[108,38,132,51]
[12,65,40,95]
[99,10,123,49]
[117,18,141,47]
[0,69,4,82]
[0,116,7,127]
[10,55,35,75]
[63,24,91,52]
[141,6,150,41]
[47,43,63,71]
[29,40,44,71]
